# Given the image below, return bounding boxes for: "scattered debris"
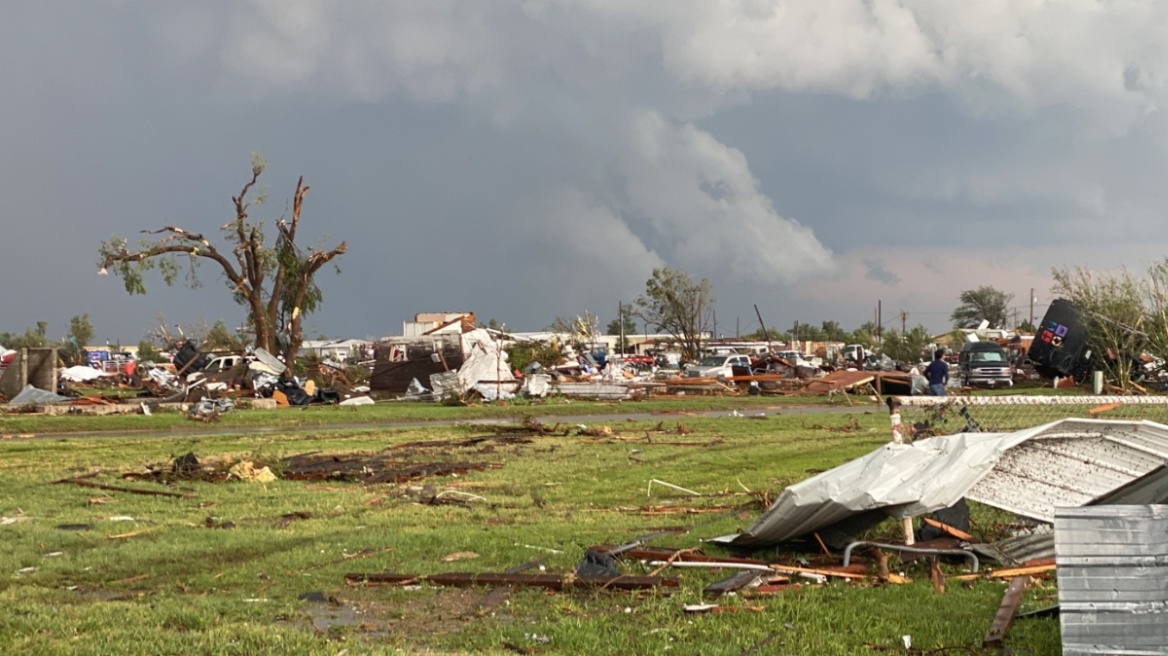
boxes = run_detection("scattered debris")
[227,461,277,483]
[53,477,188,498]
[647,479,701,497]
[344,571,678,591]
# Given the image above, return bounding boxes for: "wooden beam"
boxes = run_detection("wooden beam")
[983,576,1030,648]
[922,516,975,541]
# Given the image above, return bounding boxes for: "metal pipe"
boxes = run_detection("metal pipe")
[843,541,979,573]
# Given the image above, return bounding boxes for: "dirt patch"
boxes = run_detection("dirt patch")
[289,589,487,643]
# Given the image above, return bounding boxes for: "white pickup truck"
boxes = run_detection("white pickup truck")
[685,354,752,379]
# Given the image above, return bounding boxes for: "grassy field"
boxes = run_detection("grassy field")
[0,394,826,436]
[0,400,1062,655]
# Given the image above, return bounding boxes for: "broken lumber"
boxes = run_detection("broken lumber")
[986,563,1056,579]
[343,572,678,590]
[703,570,764,597]
[921,516,975,542]
[54,478,187,498]
[983,576,1030,648]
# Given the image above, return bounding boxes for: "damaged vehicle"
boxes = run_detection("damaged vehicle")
[959,341,1013,388]
[685,353,751,379]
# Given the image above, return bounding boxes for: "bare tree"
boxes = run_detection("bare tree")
[631,267,713,362]
[99,154,346,364]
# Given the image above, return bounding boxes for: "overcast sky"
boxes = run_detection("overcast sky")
[3,1,1167,345]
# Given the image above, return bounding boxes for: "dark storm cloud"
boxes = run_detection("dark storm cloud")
[3,1,1168,343]
[862,258,900,286]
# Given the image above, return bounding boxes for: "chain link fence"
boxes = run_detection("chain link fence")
[897,395,1168,437]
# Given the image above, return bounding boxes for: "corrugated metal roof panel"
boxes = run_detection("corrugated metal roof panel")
[968,423,1168,523]
[725,419,1168,547]
[971,529,1055,566]
[1056,505,1168,655]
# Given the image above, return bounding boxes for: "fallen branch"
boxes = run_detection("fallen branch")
[344,571,677,591]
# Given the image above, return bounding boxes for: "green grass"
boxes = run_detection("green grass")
[0,408,1061,654]
[0,394,854,435]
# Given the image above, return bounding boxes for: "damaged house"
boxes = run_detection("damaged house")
[371,312,515,399]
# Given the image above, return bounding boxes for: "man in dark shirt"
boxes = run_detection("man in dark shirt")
[924,349,949,396]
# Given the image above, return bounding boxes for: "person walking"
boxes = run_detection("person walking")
[924,349,949,396]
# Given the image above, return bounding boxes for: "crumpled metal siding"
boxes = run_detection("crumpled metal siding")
[967,422,1168,522]
[725,419,1168,547]
[1055,505,1168,655]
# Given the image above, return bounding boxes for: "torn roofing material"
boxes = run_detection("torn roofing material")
[724,418,1168,547]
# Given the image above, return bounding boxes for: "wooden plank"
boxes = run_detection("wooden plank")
[987,563,1056,579]
[922,516,975,541]
[983,576,1030,648]
[1089,402,1122,415]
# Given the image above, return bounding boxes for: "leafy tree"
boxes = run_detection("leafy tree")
[794,323,826,343]
[606,313,637,338]
[606,310,638,352]
[68,314,93,351]
[848,322,877,348]
[60,314,95,365]
[137,338,162,363]
[881,325,933,363]
[820,320,847,342]
[99,154,346,364]
[951,286,1014,328]
[0,322,50,350]
[204,319,247,352]
[631,267,713,362]
[505,340,564,373]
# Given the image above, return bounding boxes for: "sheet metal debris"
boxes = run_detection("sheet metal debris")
[723,418,1168,547]
[1055,505,1168,655]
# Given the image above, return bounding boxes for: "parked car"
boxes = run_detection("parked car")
[959,341,1013,387]
[685,354,752,379]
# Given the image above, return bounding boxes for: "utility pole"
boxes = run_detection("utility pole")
[618,301,625,354]
[900,310,907,338]
[877,300,882,350]
[1029,288,1035,328]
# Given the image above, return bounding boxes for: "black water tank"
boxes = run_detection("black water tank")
[1028,298,1090,377]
